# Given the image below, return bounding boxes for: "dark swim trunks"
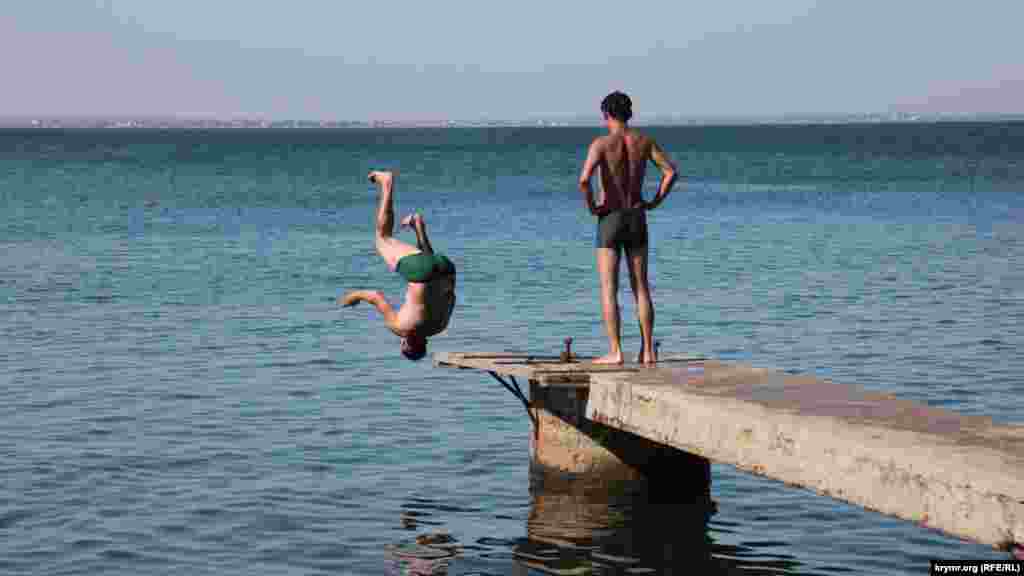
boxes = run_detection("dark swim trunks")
[396,252,456,283]
[595,208,648,250]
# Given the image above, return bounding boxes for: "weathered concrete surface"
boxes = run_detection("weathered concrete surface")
[434,351,703,387]
[585,360,1024,551]
[529,381,642,480]
[529,381,712,497]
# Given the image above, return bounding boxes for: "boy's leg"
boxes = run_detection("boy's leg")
[626,243,655,364]
[370,171,420,271]
[594,247,624,365]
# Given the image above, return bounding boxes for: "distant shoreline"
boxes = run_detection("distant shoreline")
[2,114,1023,130]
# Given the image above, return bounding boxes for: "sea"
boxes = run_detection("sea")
[1,123,1022,575]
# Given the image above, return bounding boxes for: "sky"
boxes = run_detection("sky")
[2,1,1023,121]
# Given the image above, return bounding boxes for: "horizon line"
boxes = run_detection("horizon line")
[3,111,1024,130]
[3,110,1024,122]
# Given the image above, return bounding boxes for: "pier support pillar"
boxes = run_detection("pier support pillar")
[528,381,711,500]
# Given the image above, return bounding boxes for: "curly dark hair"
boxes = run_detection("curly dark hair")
[600,91,633,122]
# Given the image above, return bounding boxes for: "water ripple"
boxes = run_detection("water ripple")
[2,126,1021,575]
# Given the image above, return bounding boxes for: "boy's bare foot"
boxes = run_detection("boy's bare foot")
[368,170,393,186]
[637,352,657,365]
[593,352,624,365]
[400,213,422,228]
[637,341,659,365]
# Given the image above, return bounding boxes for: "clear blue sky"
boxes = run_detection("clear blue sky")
[3,1,1022,121]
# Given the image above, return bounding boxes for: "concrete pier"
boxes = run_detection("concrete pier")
[435,352,1024,553]
[528,379,711,494]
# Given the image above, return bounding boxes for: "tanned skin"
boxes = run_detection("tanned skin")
[579,116,677,365]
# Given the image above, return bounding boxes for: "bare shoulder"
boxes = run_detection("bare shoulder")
[627,128,653,147]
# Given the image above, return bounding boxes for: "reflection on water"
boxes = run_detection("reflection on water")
[514,464,719,575]
[388,503,463,576]
[387,539,457,576]
[385,464,842,575]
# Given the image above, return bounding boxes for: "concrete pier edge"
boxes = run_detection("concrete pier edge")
[585,370,1024,551]
[435,352,1024,552]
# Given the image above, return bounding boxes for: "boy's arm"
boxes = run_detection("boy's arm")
[578,139,608,216]
[339,290,402,332]
[646,140,678,210]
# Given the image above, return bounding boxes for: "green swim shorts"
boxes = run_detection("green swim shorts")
[396,252,456,283]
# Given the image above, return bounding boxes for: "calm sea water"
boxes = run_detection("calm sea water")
[1,124,1022,575]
